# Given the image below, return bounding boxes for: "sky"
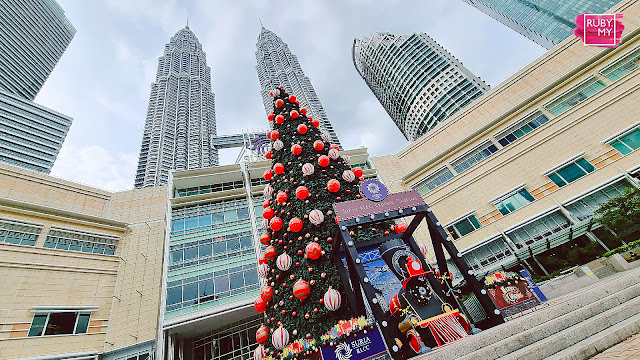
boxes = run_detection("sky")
[35,0,545,192]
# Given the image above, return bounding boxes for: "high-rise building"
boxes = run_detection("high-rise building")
[459,0,620,49]
[0,0,76,100]
[135,25,218,188]
[0,90,72,173]
[353,32,490,142]
[255,26,341,147]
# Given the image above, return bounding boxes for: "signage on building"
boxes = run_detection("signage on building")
[320,327,390,360]
[519,269,547,302]
[361,179,388,202]
[333,190,425,221]
[575,13,624,48]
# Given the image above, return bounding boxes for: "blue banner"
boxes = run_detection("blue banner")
[320,327,390,360]
[519,269,547,302]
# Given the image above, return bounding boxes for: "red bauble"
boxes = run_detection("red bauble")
[275,99,284,108]
[291,144,302,155]
[258,254,267,264]
[275,114,285,124]
[327,179,340,192]
[313,140,324,151]
[273,163,284,174]
[295,186,309,199]
[289,217,303,232]
[395,223,408,233]
[256,325,269,344]
[289,95,297,103]
[305,242,322,260]
[263,199,270,208]
[265,150,273,159]
[260,233,272,246]
[270,217,283,231]
[276,191,287,204]
[290,110,299,119]
[353,167,363,178]
[300,107,307,115]
[389,294,401,317]
[263,170,273,181]
[297,124,308,134]
[264,245,277,261]
[293,279,310,300]
[271,130,279,140]
[318,155,330,167]
[267,113,274,122]
[329,144,340,151]
[261,286,273,302]
[263,207,274,220]
[254,297,266,313]
[311,119,320,128]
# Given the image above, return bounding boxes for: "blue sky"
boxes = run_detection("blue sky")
[35,0,544,191]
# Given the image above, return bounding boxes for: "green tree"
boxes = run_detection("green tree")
[594,186,640,239]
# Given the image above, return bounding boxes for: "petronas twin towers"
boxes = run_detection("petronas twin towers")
[135,25,338,188]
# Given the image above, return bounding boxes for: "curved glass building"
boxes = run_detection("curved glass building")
[255,26,340,147]
[353,32,490,141]
[135,26,218,188]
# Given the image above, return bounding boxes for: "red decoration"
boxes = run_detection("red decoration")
[289,217,303,232]
[265,150,272,159]
[295,186,309,199]
[353,167,363,178]
[260,233,271,246]
[305,242,322,260]
[267,113,274,122]
[262,207,274,219]
[290,110,299,119]
[263,199,270,208]
[395,223,408,233]
[256,325,269,344]
[318,155,330,167]
[297,124,308,134]
[276,191,287,204]
[389,293,401,317]
[261,286,273,302]
[270,217,283,231]
[276,99,284,108]
[300,107,307,115]
[327,179,340,192]
[291,144,302,155]
[323,288,342,311]
[293,279,311,300]
[273,163,284,174]
[258,254,267,265]
[254,297,266,313]
[275,114,284,124]
[311,118,320,128]
[329,144,340,151]
[263,170,273,181]
[264,246,277,261]
[313,140,324,151]
[271,130,279,140]
[289,95,297,103]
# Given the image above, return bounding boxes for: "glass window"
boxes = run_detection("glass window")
[214,276,230,294]
[44,313,78,336]
[446,214,482,240]
[229,272,244,289]
[494,189,535,215]
[609,127,640,155]
[167,286,182,306]
[545,78,606,116]
[601,46,640,81]
[240,236,253,249]
[185,217,198,229]
[198,214,212,227]
[547,158,595,187]
[199,278,214,298]
[496,111,549,147]
[183,283,198,303]
[415,167,455,195]
[451,141,499,174]
[212,213,224,224]
[224,210,238,222]
[227,239,240,252]
[184,246,198,260]
[28,314,47,336]
[75,313,90,334]
[213,240,226,254]
[237,208,250,219]
[172,219,184,232]
[199,242,212,258]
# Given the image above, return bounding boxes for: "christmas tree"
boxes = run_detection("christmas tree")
[253,87,395,359]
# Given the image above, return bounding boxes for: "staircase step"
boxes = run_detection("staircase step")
[549,312,640,360]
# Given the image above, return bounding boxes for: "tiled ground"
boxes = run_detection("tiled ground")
[591,333,640,359]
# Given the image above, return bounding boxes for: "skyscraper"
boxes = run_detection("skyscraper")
[0,0,76,100]
[459,0,620,49]
[255,26,341,147]
[135,25,218,188]
[353,32,489,142]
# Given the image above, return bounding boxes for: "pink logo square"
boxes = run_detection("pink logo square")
[574,13,624,48]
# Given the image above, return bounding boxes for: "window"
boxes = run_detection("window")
[43,229,118,255]
[451,141,499,174]
[0,218,42,246]
[496,111,549,147]
[463,237,513,271]
[493,188,535,215]
[506,211,571,248]
[415,167,454,195]
[601,46,640,82]
[609,127,640,155]
[28,312,91,337]
[446,213,482,240]
[565,180,632,221]
[545,78,606,116]
[546,158,595,187]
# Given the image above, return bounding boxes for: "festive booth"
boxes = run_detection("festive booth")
[484,272,540,317]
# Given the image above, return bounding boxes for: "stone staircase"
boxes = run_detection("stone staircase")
[416,267,640,360]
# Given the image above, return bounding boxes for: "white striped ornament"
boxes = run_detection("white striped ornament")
[302,163,314,176]
[276,252,291,271]
[263,184,273,198]
[273,139,284,151]
[257,263,269,278]
[272,327,290,350]
[308,209,324,225]
[328,148,339,159]
[342,170,355,182]
[320,132,331,142]
[261,219,269,230]
[324,288,342,311]
[341,154,351,165]
[254,345,266,360]
[272,88,280,97]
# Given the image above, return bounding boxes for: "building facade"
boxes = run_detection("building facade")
[158,148,378,360]
[0,0,76,100]
[373,0,640,282]
[460,0,620,49]
[352,32,490,142]
[255,26,341,147]
[0,90,72,173]
[0,163,166,360]
[135,26,218,189]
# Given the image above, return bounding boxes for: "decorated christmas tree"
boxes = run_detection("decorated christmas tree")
[253,87,396,359]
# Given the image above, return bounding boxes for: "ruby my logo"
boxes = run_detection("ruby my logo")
[574,13,624,48]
